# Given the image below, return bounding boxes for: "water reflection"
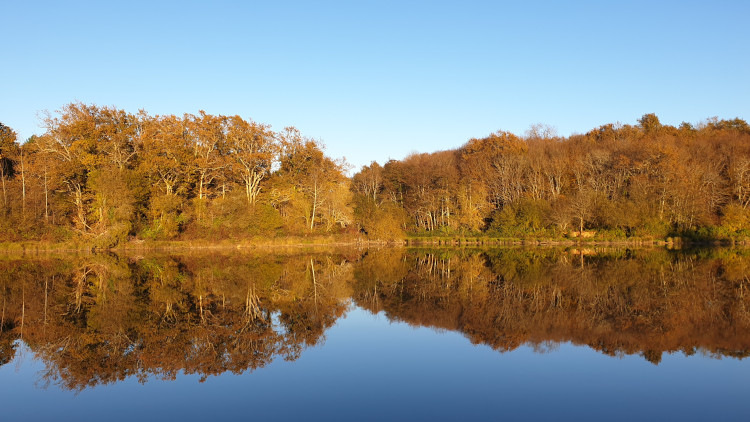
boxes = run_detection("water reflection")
[1,247,750,390]
[355,248,750,364]
[0,252,356,390]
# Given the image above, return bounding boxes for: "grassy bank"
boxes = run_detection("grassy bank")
[0,235,384,254]
[2,233,749,254]
[403,235,750,248]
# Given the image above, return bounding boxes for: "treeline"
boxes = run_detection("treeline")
[0,103,351,246]
[2,105,750,244]
[352,115,750,240]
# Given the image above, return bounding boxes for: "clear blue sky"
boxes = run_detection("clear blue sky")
[2,0,748,171]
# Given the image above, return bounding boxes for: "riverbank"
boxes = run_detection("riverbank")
[403,235,750,248]
[0,235,376,254]
[1,233,748,254]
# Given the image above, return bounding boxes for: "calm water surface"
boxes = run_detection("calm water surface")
[0,248,749,421]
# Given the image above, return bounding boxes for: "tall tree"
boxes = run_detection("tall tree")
[0,123,19,209]
[187,111,227,201]
[225,115,277,205]
[274,130,348,232]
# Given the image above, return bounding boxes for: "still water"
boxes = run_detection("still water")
[0,248,749,421]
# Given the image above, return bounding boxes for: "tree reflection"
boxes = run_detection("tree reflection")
[2,247,750,390]
[0,252,353,390]
[352,248,750,363]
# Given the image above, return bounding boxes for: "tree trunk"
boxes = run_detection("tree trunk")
[244,170,264,205]
[21,153,26,216]
[73,183,88,231]
[0,169,5,207]
[579,216,584,237]
[44,168,49,222]
[310,180,318,231]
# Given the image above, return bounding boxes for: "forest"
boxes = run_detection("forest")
[1,103,750,246]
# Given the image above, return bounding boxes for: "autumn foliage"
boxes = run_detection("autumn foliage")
[2,105,750,244]
[351,115,750,240]
[0,104,350,245]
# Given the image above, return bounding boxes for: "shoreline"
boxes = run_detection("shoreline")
[0,235,746,254]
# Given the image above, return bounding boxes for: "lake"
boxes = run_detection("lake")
[1,247,749,421]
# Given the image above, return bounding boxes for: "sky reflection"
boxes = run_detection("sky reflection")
[2,305,748,422]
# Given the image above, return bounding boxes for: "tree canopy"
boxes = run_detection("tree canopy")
[351,115,750,240]
[1,106,749,244]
